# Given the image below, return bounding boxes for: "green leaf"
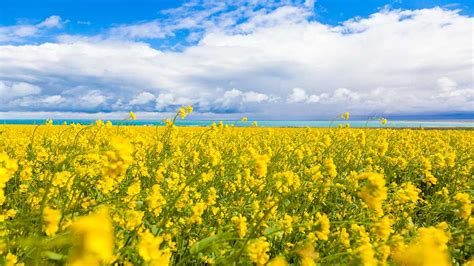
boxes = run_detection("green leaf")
[44,251,65,261]
[190,235,220,255]
[190,233,227,255]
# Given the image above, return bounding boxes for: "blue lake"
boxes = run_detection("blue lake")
[1,119,473,128]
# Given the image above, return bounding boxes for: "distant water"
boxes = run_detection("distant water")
[1,119,473,128]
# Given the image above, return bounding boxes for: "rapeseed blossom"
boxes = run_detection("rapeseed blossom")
[69,206,113,265]
[356,172,387,216]
[138,230,171,265]
[247,237,270,266]
[393,226,450,266]
[454,192,471,219]
[231,215,248,239]
[43,207,61,236]
[129,111,137,120]
[342,112,350,120]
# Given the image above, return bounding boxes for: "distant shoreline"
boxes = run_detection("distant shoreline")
[0,119,473,129]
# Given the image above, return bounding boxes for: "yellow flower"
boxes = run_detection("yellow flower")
[124,210,144,230]
[340,228,350,248]
[185,105,193,114]
[423,170,438,186]
[358,245,376,266]
[127,181,141,197]
[99,137,134,193]
[324,158,337,178]
[241,117,248,122]
[380,118,388,125]
[0,153,18,205]
[95,120,104,127]
[396,182,420,203]
[69,206,114,265]
[165,118,174,127]
[178,106,193,119]
[341,112,350,120]
[267,256,288,266]
[178,108,187,119]
[255,154,270,178]
[147,184,167,216]
[231,215,248,239]
[454,192,471,219]
[52,171,72,188]
[5,253,18,266]
[280,214,294,234]
[138,230,171,265]
[190,202,206,224]
[247,237,270,266]
[375,216,392,241]
[314,212,330,241]
[129,111,137,120]
[357,172,387,216]
[393,226,450,266]
[43,207,61,236]
[296,243,320,266]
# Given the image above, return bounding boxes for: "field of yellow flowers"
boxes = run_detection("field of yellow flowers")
[0,111,472,265]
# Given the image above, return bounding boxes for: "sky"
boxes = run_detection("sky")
[0,0,473,120]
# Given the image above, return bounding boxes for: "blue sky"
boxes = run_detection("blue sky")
[0,0,473,119]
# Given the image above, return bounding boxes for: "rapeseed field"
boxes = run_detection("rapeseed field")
[0,109,472,265]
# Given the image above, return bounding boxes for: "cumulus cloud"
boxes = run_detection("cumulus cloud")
[215,89,275,111]
[155,93,193,110]
[0,15,64,42]
[129,92,156,105]
[0,5,472,119]
[42,95,65,105]
[80,90,108,108]
[0,81,41,99]
[432,77,474,106]
[288,88,308,103]
[242,91,271,103]
[37,16,63,28]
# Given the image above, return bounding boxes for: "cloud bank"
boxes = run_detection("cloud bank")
[0,4,472,119]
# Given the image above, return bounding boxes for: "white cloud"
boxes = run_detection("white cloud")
[433,77,474,104]
[288,87,359,104]
[0,15,64,42]
[129,92,156,105]
[219,89,243,106]
[37,15,63,28]
[304,0,315,8]
[109,21,166,39]
[242,91,270,103]
[216,89,274,110]
[155,93,193,110]
[287,88,308,103]
[42,95,65,104]
[307,94,324,103]
[80,90,108,108]
[107,1,306,41]
[437,76,458,92]
[0,7,472,118]
[332,88,360,101]
[0,81,41,99]
[238,6,311,32]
